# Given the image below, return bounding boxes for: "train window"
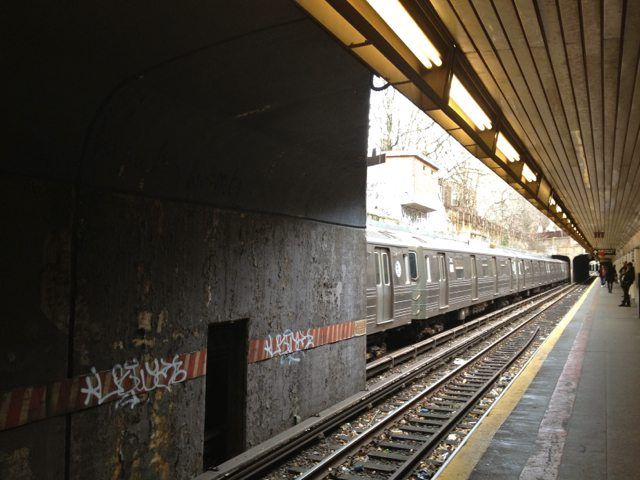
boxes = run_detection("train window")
[408,251,418,282]
[425,256,432,283]
[374,252,381,286]
[512,261,517,275]
[481,259,489,277]
[449,257,455,273]
[381,252,391,286]
[454,256,465,279]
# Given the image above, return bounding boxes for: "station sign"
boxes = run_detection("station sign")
[597,248,616,256]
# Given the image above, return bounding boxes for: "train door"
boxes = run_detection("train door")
[518,260,524,288]
[470,255,478,299]
[508,259,514,291]
[492,256,498,294]
[374,247,393,323]
[437,253,448,308]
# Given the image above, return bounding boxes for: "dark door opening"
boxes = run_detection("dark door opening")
[203,319,247,470]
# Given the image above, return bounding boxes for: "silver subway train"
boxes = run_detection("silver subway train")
[366,228,570,337]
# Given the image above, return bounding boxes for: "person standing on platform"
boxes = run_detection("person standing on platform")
[605,264,616,293]
[599,264,606,286]
[619,262,628,301]
[619,261,627,281]
[619,262,635,307]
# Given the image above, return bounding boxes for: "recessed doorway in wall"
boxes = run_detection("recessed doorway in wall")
[203,319,248,469]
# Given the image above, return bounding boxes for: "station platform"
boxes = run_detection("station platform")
[436,280,640,480]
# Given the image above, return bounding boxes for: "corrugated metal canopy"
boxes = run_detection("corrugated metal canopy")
[297,0,640,254]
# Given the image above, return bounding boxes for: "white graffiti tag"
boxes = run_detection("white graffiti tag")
[81,355,187,409]
[263,329,315,365]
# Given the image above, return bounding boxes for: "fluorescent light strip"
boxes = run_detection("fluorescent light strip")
[449,75,492,131]
[521,163,537,183]
[367,0,441,69]
[496,133,520,162]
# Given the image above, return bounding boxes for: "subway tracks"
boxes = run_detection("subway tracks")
[293,322,539,480]
[207,283,585,480]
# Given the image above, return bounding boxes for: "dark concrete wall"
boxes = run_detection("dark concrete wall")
[1,1,370,478]
[0,176,71,479]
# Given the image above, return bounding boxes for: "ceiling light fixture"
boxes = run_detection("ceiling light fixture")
[449,75,492,131]
[496,133,520,162]
[521,163,537,183]
[366,0,442,69]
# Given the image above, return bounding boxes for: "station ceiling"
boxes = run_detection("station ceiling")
[297,0,640,255]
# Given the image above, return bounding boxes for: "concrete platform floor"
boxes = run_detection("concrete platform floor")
[436,280,640,480]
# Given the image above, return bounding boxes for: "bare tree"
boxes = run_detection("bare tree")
[369,86,450,158]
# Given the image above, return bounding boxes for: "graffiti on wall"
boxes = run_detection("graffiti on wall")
[263,329,315,365]
[0,349,206,430]
[247,320,367,364]
[81,355,188,409]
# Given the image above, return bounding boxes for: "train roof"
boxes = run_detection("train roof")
[366,227,566,263]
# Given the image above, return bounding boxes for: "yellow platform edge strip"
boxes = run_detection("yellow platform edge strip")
[435,281,597,479]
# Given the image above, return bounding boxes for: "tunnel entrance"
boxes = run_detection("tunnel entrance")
[203,319,248,469]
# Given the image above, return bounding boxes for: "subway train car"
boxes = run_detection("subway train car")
[366,228,569,338]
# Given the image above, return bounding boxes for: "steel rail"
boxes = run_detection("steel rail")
[295,312,544,479]
[389,328,539,479]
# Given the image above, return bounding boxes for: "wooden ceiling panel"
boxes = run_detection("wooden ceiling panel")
[583,0,605,224]
[430,0,475,52]
[602,1,624,237]
[465,1,595,229]
[522,3,597,229]
[437,0,640,250]
[560,2,598,211]
[609,3,640,242]
[497,5,591,229]
[447,1,496,55]
[614,72,640,238]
